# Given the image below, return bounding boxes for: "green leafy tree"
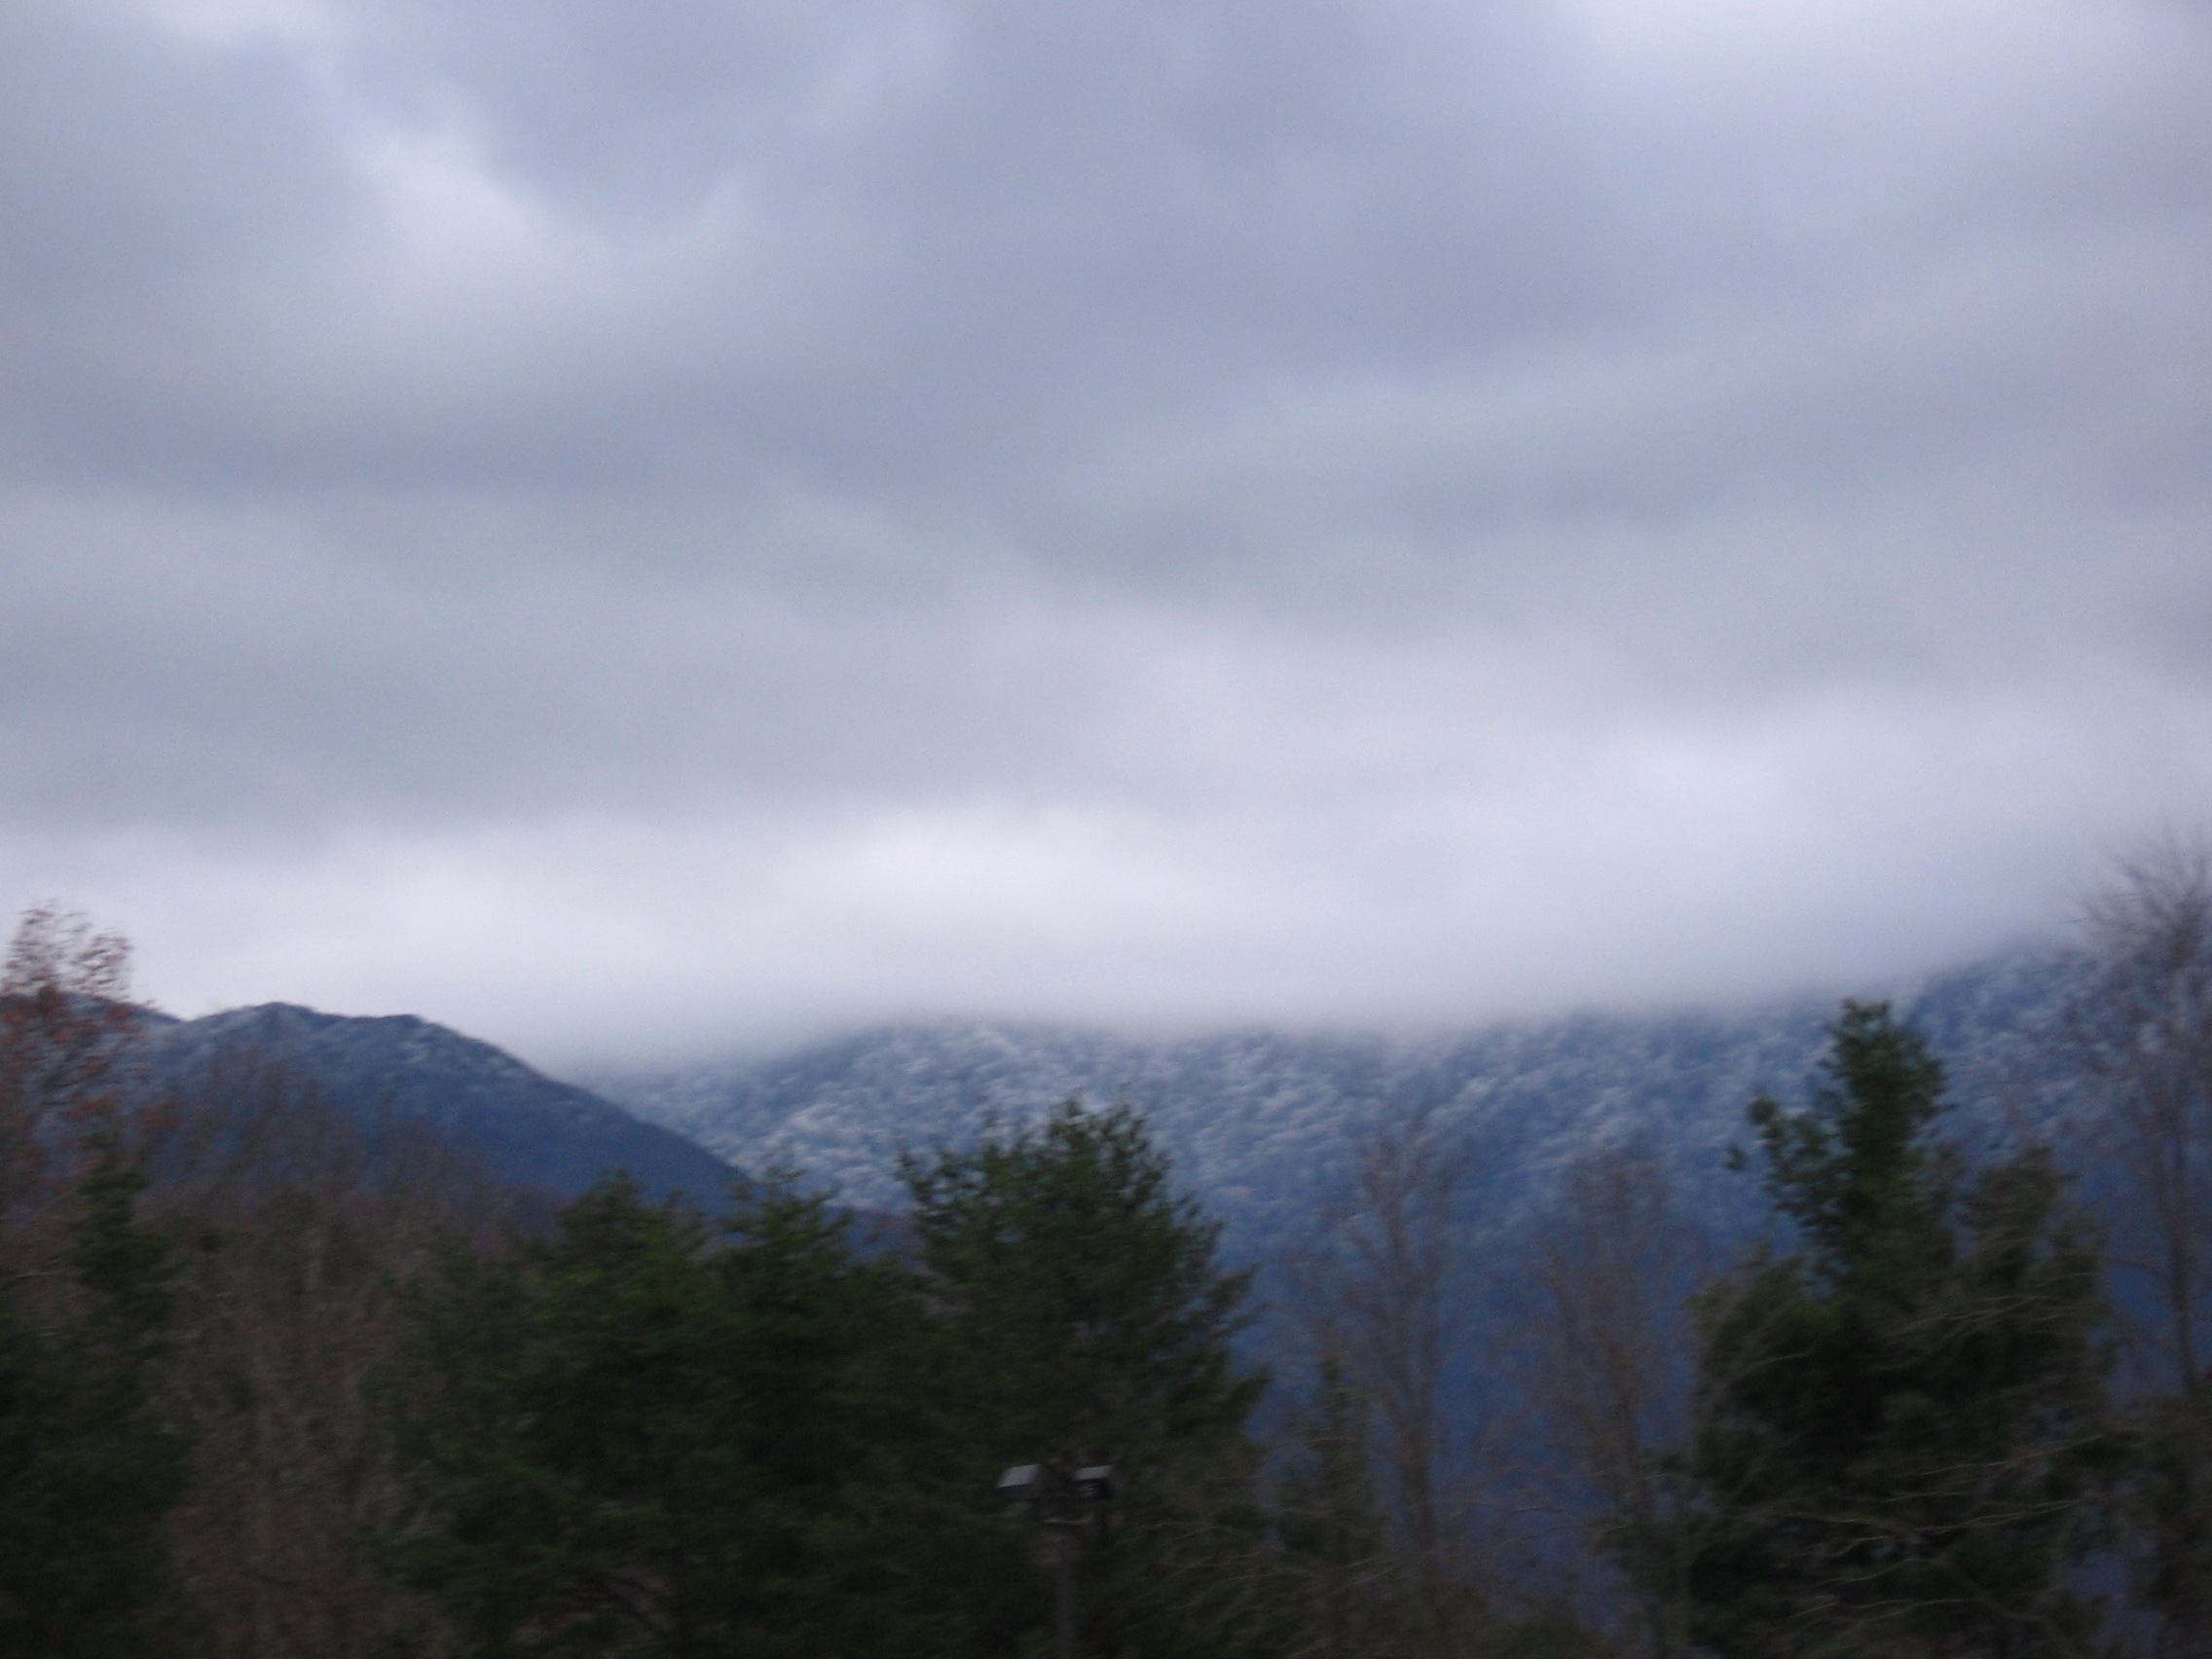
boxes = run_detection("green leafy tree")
[1640,1002,2114,1659]
[901,1100,1270,1657]
[384,1172,959,1658]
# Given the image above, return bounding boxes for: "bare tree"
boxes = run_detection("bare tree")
[2071,839,2212,1654]
[1287,1099,1485,1656]
[0,908,505,1655]
[1270,1353,1399,1659]
[0,904,137,1271]
[150,1048,501,1659]
[1516,1141,1706,1659]
[2077,840,2212,1389]
[0,903,500,1656]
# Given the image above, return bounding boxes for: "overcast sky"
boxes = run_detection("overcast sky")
[2,0,2207,1066]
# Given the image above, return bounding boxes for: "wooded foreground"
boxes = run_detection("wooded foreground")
[2,848,2209,1659]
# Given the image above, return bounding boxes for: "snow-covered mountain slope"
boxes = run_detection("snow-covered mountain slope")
[581,948,2089,1258]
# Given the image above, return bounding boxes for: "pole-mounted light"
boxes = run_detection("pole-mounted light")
[994,1461,1117,1659]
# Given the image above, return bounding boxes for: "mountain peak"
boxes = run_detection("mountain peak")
[138,1002,733,1207]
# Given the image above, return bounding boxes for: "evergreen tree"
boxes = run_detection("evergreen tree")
[901,1100,1270,1658]
[1639,1003,2114,1659]
[0,1138,195,1657]
[384,1172,958,1658]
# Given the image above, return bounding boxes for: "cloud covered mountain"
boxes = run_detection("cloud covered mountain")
[584,947,2087,1259]
[105,944,2089,1258]
[7,0,2207,1056]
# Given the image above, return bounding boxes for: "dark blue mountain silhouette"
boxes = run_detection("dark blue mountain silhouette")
[136,1002,734,1207]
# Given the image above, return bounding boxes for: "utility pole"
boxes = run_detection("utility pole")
[1054,1526,1078,1659]
[997,1462,1117,1659]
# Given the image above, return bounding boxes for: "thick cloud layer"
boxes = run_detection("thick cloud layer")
[2,0,2207,1063]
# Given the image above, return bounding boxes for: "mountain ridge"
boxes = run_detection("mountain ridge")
[577,945,2091,1258]
[134,1000,735,1206]
[101,946,2090,1256]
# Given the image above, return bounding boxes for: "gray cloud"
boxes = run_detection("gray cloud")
[0,0,2207,1062]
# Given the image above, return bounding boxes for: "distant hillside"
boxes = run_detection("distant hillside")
[581,948,2089,1259]
[136,1003,734,1206]
[109,949,2089,1253]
